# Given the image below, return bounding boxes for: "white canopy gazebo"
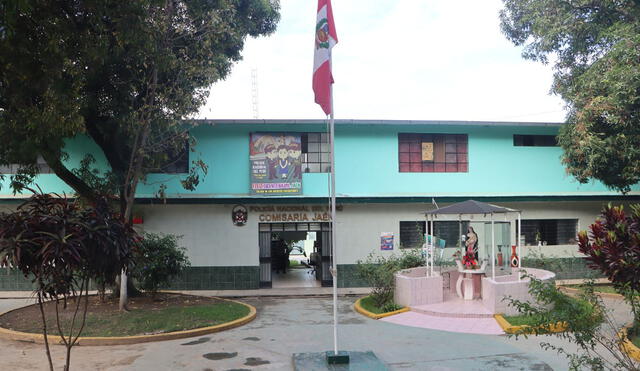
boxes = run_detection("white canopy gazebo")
[424,200,522,280]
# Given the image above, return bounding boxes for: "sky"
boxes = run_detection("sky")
[197,0,567,123]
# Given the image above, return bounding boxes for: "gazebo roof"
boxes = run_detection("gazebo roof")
[424,199,519,215]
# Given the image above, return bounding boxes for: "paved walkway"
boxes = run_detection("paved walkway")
[272,268,321,288]
[412,294,495,317]
[0,286,370,299]
[381,311,504,335]
[380,294,504,335]
[0,294,634,370]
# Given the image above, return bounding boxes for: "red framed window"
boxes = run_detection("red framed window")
[398,133,468,173]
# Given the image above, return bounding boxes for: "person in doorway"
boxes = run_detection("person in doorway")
[271,239,287,274]
[465,226,478,260]
[309,240,321,277]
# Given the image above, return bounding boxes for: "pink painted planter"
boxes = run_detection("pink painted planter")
[481,268,556,316]
[394,266,555,316]
[394,267,444,307]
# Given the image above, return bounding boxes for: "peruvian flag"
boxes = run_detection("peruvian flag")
[313,0,338,116]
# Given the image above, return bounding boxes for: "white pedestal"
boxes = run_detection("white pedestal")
[463,278,474,300]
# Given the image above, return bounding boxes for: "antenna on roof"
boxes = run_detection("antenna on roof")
[251,67,259,119]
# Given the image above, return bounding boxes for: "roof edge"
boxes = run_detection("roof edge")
[187,119,565,127]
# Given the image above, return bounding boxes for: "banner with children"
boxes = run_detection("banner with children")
[250,133,303,195]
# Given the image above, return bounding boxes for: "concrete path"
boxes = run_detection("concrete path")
[0,287,371,299]
[272,268,321,289]
[0,294,634,370]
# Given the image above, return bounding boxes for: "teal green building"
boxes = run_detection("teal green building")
[0,120,636,290]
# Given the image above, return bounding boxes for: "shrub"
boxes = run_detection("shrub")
[132,232,190,298]
[505,276,640,370]
[0,192,136,371]
[397,248,424,269]
[578,204,640,329]
[382,302,402,313]
[356,249,424,308]
[506,275,602,334]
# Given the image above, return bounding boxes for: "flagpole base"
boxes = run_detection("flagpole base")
[326,351,350,364]
[293,351,385,370]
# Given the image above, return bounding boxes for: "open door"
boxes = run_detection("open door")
[320,227,333,287]
[258,222,331,288]
[258,231,272,288]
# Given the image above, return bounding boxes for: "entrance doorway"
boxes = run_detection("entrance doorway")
[258,222,332,288]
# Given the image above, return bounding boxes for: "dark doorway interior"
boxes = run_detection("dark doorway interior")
[258,222,332,288]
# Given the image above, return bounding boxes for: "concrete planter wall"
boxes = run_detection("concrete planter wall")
[481,268,555,316]
[394,267,443,307]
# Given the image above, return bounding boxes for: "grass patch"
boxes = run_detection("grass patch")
[78,302,249,337]
[0,295,250,337]
[359,296,385,314]
[504,294,598,331]
[289,259,303,268]
[359,296,403,314]
[627,326,640,349]
[631,332,640,349]
[503,314,546,327]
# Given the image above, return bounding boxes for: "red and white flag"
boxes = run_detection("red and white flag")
[313,0,338,116]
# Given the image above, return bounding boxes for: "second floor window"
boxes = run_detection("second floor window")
[157,140,189,174]
[513,135,558,147]
[399,133,468,173]
[301,132,330,173]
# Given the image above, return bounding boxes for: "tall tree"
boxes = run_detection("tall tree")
[0,0,280,309]
[500,1,640,193]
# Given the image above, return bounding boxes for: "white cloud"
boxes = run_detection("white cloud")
[198,0,566,123]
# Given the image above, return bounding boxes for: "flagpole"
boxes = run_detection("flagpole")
[329,79,338,356]
[312,0,341,359]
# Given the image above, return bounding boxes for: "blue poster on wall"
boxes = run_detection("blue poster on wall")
[380,232,394,250]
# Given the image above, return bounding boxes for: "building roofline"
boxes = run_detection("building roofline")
[188,119,565,127]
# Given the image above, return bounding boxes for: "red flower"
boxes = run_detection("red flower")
[462,252,478,269]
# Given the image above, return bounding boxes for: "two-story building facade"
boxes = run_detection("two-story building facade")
[1,119,637,290]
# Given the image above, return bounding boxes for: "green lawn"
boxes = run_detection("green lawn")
[11,300,250,337]
[359,296,403,314]
[503,314,546,327]
[565,284,619,295]
[503,294,596,329]
[81,302,250,337]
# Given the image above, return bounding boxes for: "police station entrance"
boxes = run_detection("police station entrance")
[258,222,332,289]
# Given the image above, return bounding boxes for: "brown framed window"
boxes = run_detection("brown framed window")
[398,133,468,173]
